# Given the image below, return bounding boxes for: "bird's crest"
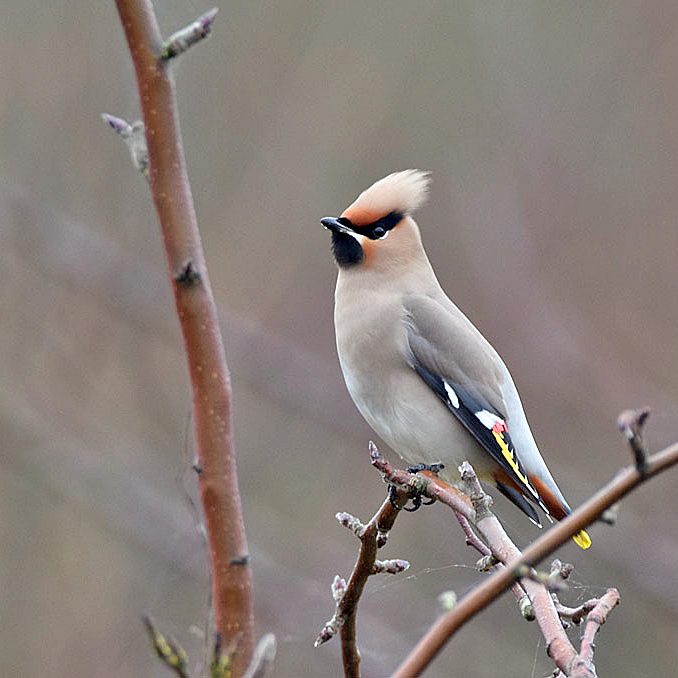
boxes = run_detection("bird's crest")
[343,170,430,225]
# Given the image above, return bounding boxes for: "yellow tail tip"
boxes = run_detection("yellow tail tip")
[573,529,592,550]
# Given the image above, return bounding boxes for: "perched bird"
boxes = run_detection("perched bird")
[321,170,590,549]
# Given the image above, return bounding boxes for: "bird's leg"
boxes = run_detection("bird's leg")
[393,463,445,511]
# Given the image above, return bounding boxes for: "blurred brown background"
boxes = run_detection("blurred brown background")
[1,1,678,676]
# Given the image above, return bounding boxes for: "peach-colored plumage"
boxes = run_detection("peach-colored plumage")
[342,169,431,225]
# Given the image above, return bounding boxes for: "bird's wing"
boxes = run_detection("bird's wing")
[402,294,546,521]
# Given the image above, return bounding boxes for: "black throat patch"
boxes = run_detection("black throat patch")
[331,231,364,267]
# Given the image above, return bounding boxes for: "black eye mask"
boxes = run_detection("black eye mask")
[342,211,403,239]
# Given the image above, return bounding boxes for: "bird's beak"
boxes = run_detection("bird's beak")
[321,216,352,234]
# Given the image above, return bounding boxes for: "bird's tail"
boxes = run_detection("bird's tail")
[572,529,592,550]
[530,476,591,550]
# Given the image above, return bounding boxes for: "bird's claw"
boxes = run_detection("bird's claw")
[389,463,444,512]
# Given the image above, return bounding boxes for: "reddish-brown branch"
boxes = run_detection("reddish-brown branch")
[112,2,254,672]
[375,450,573,665]
[376,449,531,611]
[369,442,474,520]
[315,490,408,677]
[340,499,400,676]
[392,437,678,677]
[322,424,674,677]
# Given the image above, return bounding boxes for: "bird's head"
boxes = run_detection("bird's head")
[321,170,430,270]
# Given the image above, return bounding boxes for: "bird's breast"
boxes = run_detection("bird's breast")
[333,288,484,474]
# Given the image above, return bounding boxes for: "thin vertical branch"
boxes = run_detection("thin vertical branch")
[339,498,402,676]
[112,2,254,672]
[315,490,409,677]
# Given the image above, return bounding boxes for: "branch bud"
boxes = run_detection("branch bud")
[438,590,457,611]
[372,559,410,575]
[162,8,219,60]
[331,575,347,602]
[336,512,365,538]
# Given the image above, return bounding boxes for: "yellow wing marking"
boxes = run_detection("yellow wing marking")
[492,429,538,498]
[491,428,592,551]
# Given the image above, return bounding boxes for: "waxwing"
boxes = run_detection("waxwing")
[321,170,590,549]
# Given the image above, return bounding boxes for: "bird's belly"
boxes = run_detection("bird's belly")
[346,369,494,484]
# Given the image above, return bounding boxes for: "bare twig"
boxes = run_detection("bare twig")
[315,485,410,678]
[326,444,582,675]
[376,447,531,615]
[453,491,530,613]
[162,8,219,60]
[454,512,487,552]
[617,407,651,475]
[111,2,254,672]
[569,589,621,678]
[369,441,474,521]
[553,598,599,626]
[392,433,678,677]
[326,415,678,677]
[456,463,578,674]
[101,114,149,176]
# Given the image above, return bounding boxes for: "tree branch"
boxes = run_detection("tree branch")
[569,589,621,678]
[617,407,651,475]
[375,446,532,613]
[392,412,678,677]
[320,410,676,678]
[111,2,254,672]
[553,598,599,626]
[371,452,578,674]
[369,441,474,520]
[458,461,578,668]
[315,482,410,678]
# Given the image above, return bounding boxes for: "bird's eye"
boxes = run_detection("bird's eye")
[373,226,386,238]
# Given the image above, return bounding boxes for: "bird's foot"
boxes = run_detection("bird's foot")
[406,462,445,475]
[389,463,445,512]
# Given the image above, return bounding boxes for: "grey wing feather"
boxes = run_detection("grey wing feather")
[402,294,544,507]
[402,294,505,411]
